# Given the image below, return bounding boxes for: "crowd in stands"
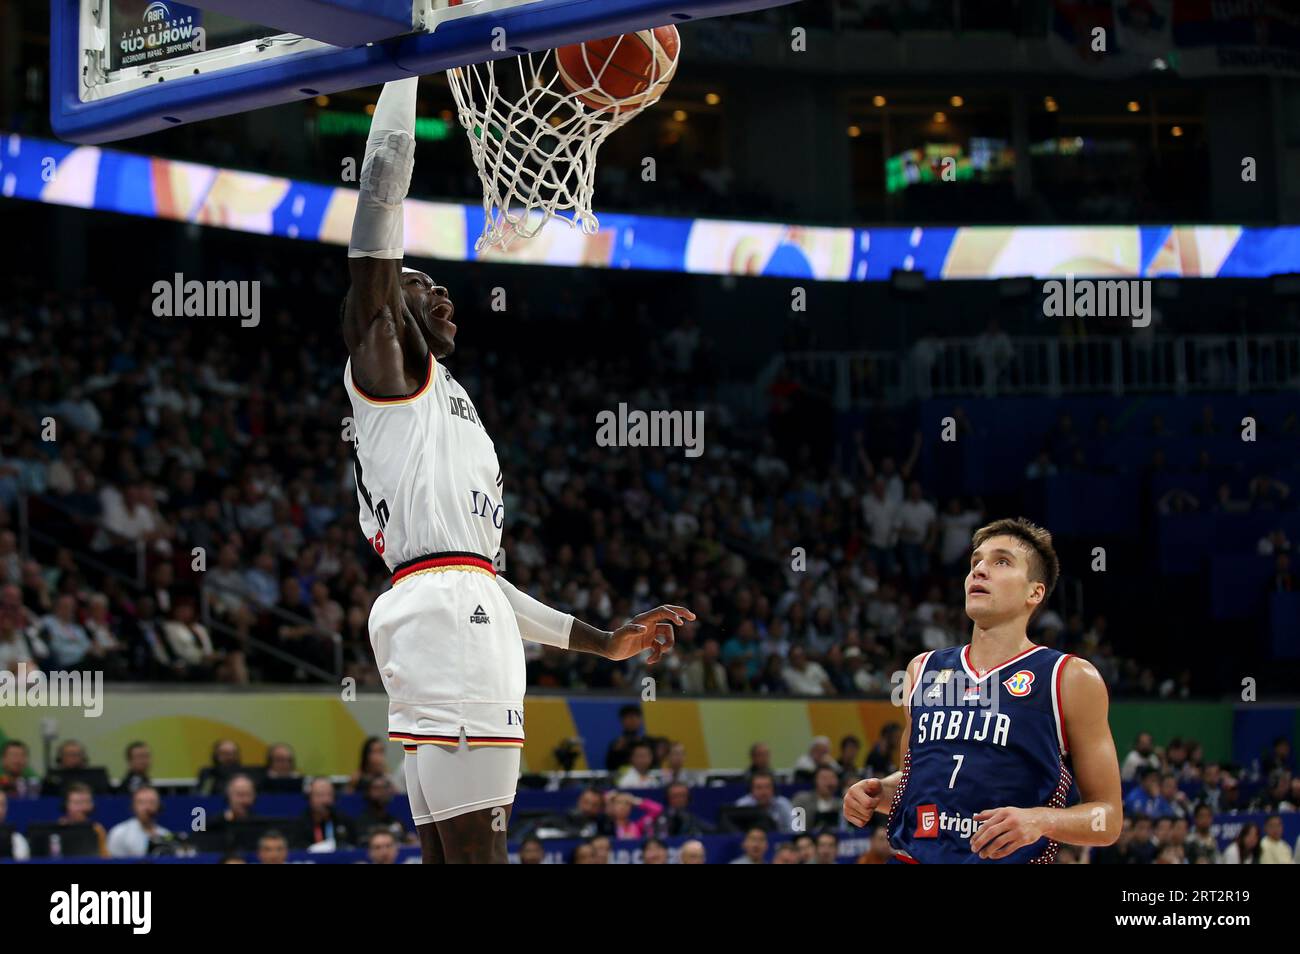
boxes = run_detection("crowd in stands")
[0,268,1196,699]
[2,722,1296,863]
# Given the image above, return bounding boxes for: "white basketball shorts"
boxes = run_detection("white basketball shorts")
[368,560,527,749]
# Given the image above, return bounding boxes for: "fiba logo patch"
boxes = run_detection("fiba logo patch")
[1002,669,1035,697]
[143,2,170,23]
[915,803,939,838]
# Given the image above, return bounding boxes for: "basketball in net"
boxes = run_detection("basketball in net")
[555,27,680,112]
[446,19,680,250]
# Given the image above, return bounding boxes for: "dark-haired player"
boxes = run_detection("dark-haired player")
[844,517,1122,863]
[342,79,693,863]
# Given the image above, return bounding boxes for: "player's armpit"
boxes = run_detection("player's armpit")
[1049,657,1123,846]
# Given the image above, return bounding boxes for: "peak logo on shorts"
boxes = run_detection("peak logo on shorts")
[1002,670,1035,697]
[469,605,490,624]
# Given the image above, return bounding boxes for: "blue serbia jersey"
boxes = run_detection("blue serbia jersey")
[886,644,1075,864]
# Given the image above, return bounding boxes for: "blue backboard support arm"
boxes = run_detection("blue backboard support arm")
[50,0,802,145]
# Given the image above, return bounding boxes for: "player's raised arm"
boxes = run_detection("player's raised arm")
[843,652,923,827]
[970,656,1122,859]
[495,575,691,664]
[343,77,418,394]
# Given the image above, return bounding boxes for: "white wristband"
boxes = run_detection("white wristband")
[496,575,574,650]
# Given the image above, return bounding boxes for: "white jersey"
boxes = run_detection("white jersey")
[344,353,504,569]
[344,353,525,749]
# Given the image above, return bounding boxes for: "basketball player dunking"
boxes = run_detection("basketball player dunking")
[844,518,1122,863]
[342,79,694,863]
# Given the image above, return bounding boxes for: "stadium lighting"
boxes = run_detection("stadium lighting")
[705,92,721,105]
[950,95,964,108]
[873,95,887,107]
[1127,100,1141,112]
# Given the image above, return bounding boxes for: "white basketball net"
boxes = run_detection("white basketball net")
[447,36,678,250]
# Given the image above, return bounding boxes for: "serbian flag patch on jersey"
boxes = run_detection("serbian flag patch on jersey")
[1002,669,1035,697]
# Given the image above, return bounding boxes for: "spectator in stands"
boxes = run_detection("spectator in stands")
[1124,768,1171,818]
[126,596,179,680]
[642,837,669,865]
[347,736,404,795]
[860,477,900,578]
[516,836,545,864]
[793,766,845,830]
[608,791,662,840]
[588,835,612,865]
[605,705,645,774]
[1284,776,1300,812]
[814,831,839,864]
[772,842,800,864]
[195,739,245,796]
[107,785,171,858]
[896,480,937,585]
[1159,773,1192,820]
[681,638,728,694]
[1186,805,1220,864]
[615,741,658,789]
[734,770,794,833]
[81,593,128,678]
[570,842,596,864]
[782,645,834,696]
[791,833,815,863]
[656,741,704,788]
[205,773,259,851]
[1261,737,1293,775]
[0,740,38,799]
[837,735,861,774]
[356,774,410,844]
[300,777,358,850]
[161,598,222,682]
[0,615,42,675]
[366,829,400,865]
[256,830,289,864]
[112,742,151,797]
[59,782,109,858]
[0,790,30,860]
[729,826,769,864]
[39,593,93,669]
[856,822,893,864]
[678,839,706,864]
[1250,769,1293,813]
[793,737,842,782]
[743,742,774,785]
[261,743,303,794]
[1259,815,1294,864]
[864,723,902,777]
[564,788,613,839]
[654,782,710,838]
[1222,822,1262,864]
[1128,814,1158,865]
[41,739,101,796]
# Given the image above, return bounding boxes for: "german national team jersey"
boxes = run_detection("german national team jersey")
[344,353,503,570]
[886,644,1075,864]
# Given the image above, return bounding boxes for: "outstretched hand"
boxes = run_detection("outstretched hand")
[606,604,695,664]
